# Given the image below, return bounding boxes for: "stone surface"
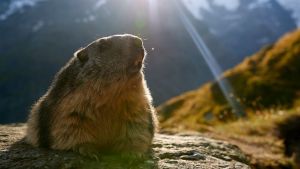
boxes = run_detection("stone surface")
[0,124,250,169]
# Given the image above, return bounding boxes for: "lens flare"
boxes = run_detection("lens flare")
[175,0,245,117]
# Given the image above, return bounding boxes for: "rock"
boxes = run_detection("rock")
[0,124,250,169]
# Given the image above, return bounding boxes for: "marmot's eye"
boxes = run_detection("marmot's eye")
[99,40,112,51]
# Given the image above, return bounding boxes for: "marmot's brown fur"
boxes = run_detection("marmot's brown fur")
[26,34,158,157]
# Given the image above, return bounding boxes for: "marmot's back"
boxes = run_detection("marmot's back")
[26,34,158,157]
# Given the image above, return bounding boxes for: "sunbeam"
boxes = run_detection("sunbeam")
[175,0,245,117]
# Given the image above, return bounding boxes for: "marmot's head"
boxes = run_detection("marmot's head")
[74,34,146,86]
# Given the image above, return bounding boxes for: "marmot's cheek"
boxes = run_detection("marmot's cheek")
[134,59,143,69]
[127,61,143,75]
[127,52,144,74]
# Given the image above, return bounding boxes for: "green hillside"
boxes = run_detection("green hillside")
[158,29,300,129]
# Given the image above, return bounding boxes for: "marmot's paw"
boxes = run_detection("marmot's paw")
[73,144,101,161]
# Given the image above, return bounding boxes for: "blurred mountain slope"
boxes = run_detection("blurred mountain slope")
[158,29,300,128]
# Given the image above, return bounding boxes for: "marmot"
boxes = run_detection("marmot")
[26,34,158,157]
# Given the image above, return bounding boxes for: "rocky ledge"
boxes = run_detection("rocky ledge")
[0,124,250,169]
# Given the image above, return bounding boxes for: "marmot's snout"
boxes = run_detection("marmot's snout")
[127,37,145,74]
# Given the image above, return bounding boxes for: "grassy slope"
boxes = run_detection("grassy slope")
[157,29,300,168]
[158,29,300,129]
[206,109,300,168]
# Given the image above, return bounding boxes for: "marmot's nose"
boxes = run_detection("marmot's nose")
[128,37,145,74]
[129,37,145,60]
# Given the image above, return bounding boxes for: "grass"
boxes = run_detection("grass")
[209,108,300,168]
[157,29,300,169]
[159,110,300,167]
[158,29,300,128]
[160,108,300,168]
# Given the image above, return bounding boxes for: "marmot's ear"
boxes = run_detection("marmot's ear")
[75,48,88,63]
